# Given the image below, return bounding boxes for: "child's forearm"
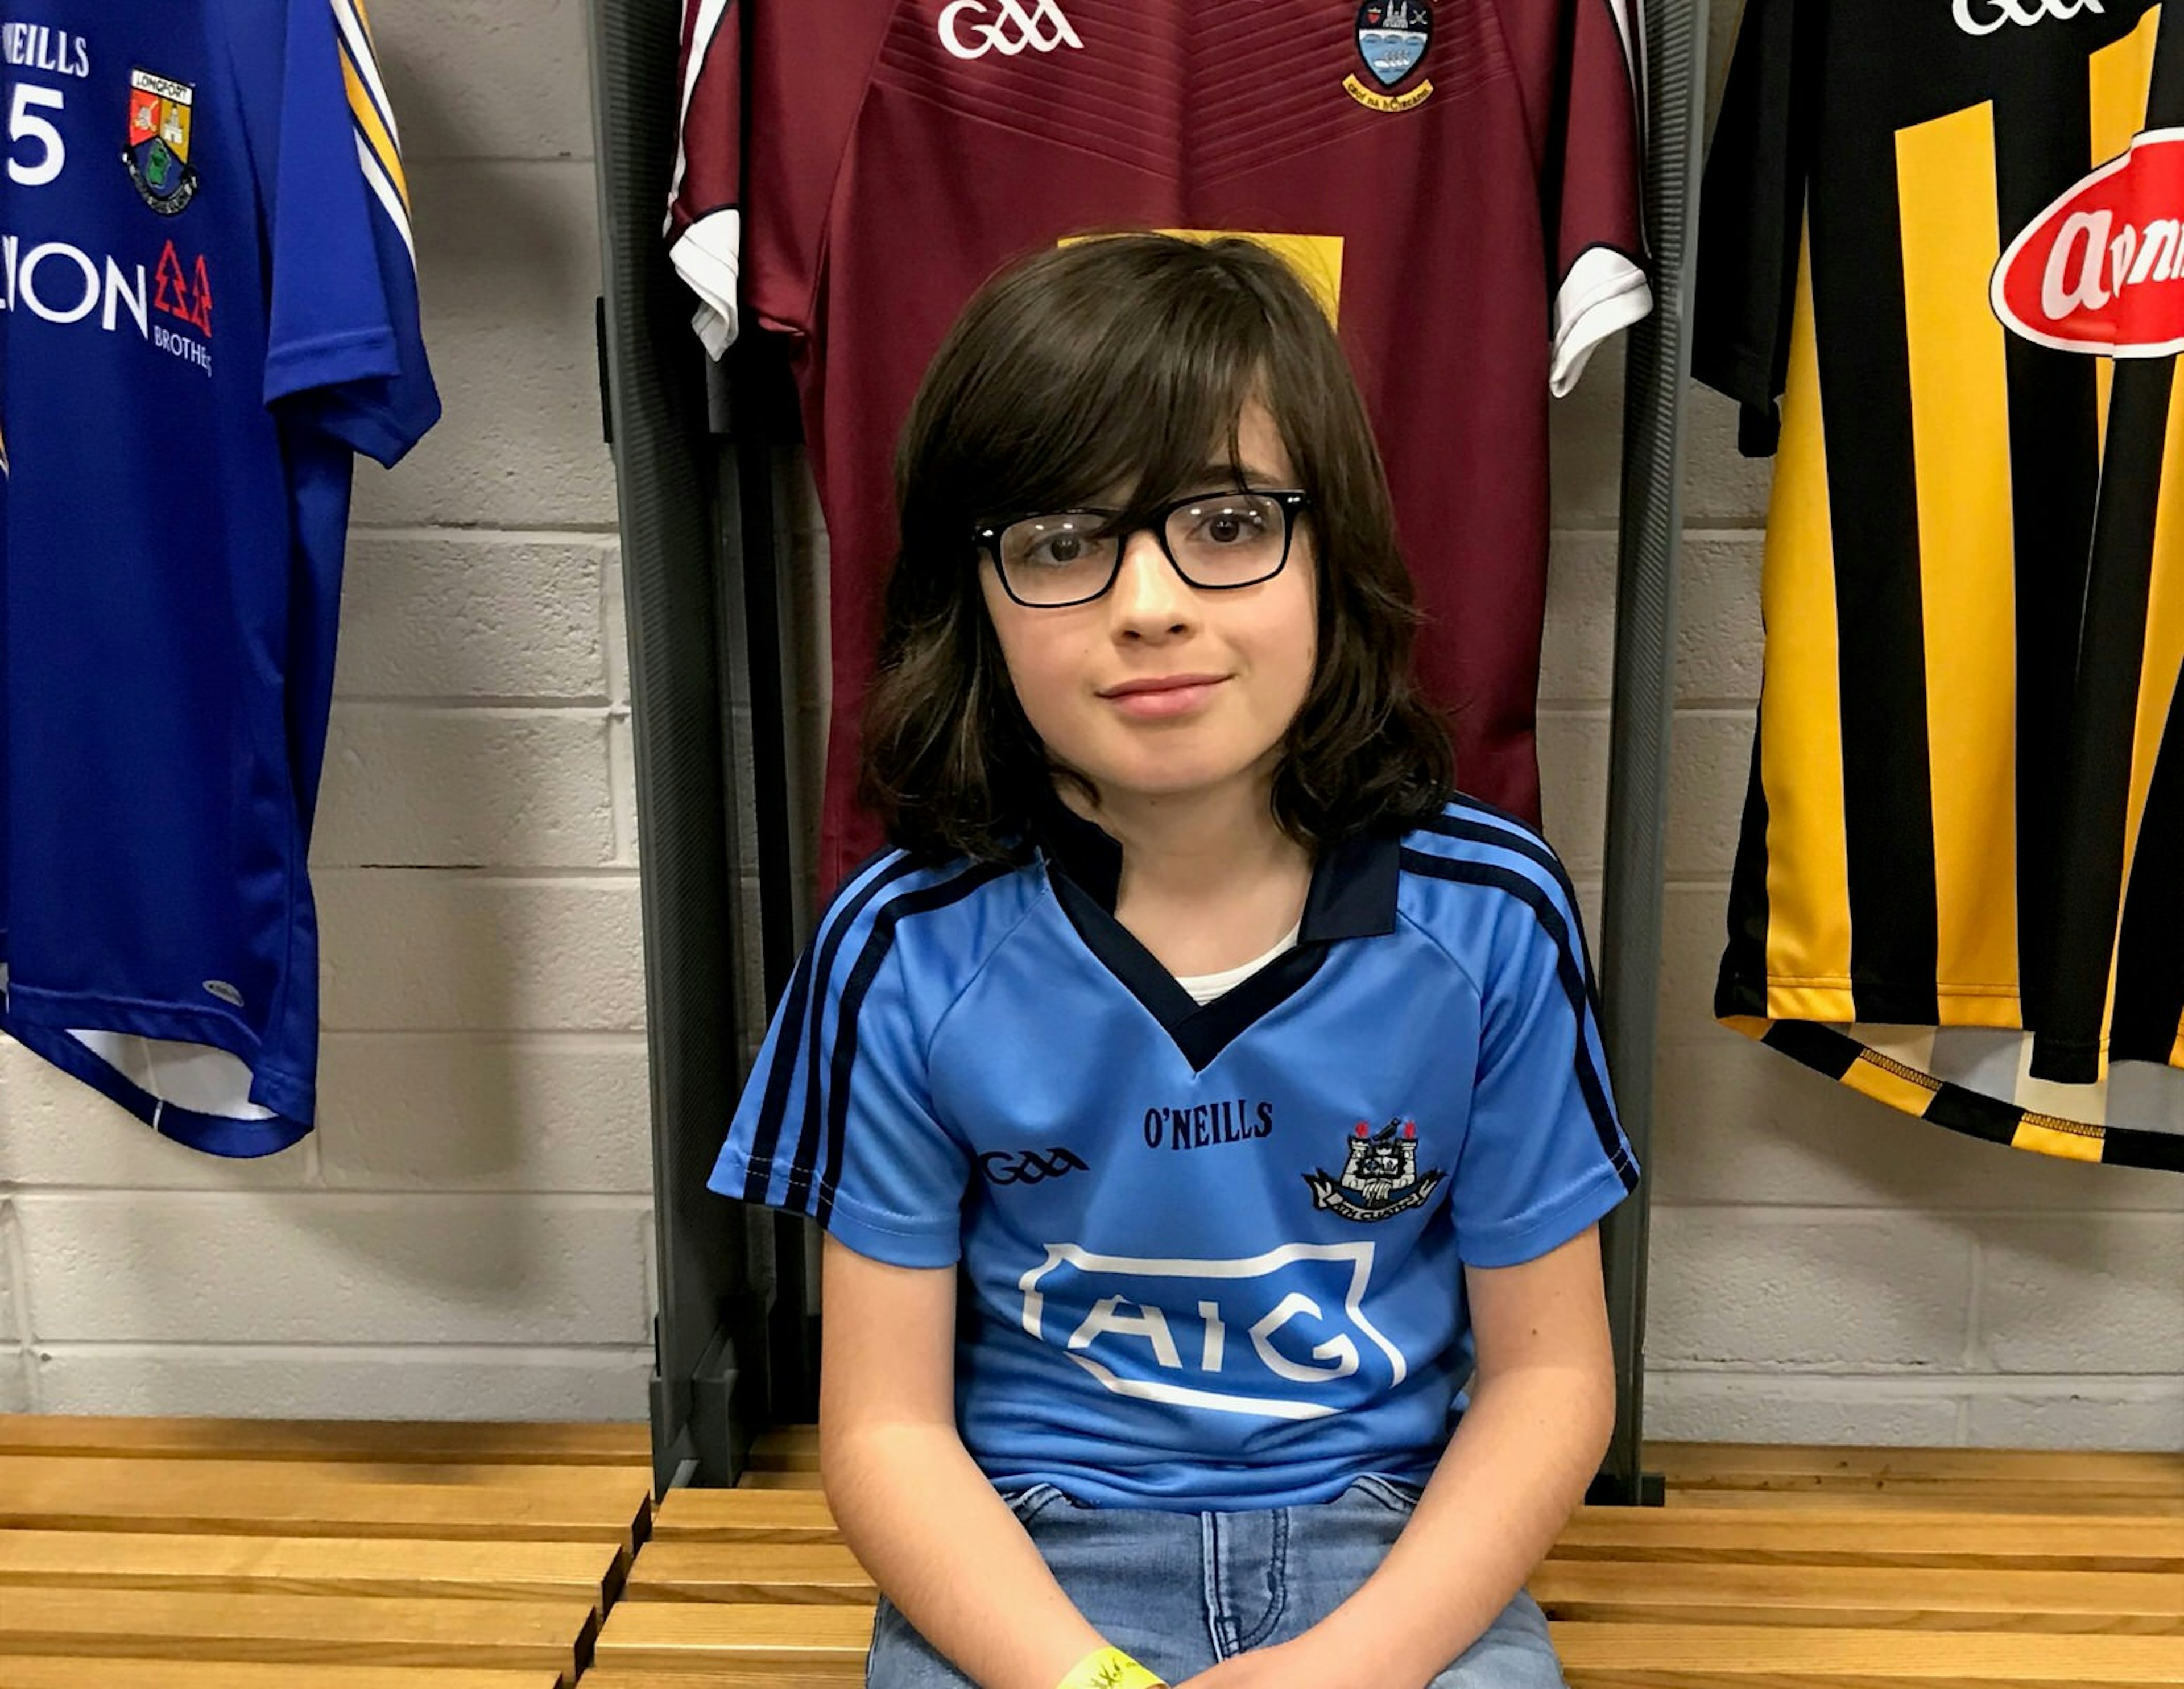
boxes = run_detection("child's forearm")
[825,1420,1118,1689]
[1305,1364,1616,1688]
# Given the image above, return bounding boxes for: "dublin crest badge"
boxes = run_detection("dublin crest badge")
[125,68,199,214]
[1347,1,1434,112]
[1304,1118,1445,1223]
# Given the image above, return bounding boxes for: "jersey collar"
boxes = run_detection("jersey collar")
[1029,796,1401,939]
[1028,798,1401,1072]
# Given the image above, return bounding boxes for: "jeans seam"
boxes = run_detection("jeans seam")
[1200,1512,1232,1658]
[1234,1504,1288,1651]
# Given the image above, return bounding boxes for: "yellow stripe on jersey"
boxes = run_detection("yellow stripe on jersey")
[1760,220,1856,1023]
[1898,101,2022,1025]
[1840,1050,1937,1119]
[2089,7,2160,449]
[341,42,410,216]
[1060,230,1344,324]
[2011,1113,2108,1163]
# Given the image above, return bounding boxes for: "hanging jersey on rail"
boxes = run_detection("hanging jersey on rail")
[1696,0,2184,1171]
[668,0,1652,894]
[0,0,439,1157]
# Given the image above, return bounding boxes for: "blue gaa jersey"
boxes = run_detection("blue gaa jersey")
[0,1,437,1156]
[710,799,1640,1510]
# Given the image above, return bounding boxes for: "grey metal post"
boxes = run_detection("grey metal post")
[589,0,761,1494]
[1589,0,1710,1509]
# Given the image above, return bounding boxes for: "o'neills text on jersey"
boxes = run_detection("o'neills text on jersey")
[1,20,89,77]
[1144,1100,1276,1150]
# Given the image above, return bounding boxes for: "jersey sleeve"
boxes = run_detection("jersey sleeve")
[1691,0,1813,456]
[1536,0,1654,396]
[707,886,971,1269]
[256,0,441,466]
[1452,876,1639,1269]
[667,0,742,358]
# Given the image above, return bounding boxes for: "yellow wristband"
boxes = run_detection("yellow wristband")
[1053,1645,1168,1689]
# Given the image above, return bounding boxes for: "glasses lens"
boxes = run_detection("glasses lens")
[997,514,1118,605]
[1165,493,1288,587]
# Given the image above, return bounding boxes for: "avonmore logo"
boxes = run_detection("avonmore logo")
[1015,1240,1409,1419]
[1993,129,2184,356]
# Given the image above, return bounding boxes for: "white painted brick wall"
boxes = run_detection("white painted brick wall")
[0,0,2173,1456]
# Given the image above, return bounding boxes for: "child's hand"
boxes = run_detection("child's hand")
[1170,1634,1389,1689]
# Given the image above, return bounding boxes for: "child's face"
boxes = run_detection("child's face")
[979,400,1317,813]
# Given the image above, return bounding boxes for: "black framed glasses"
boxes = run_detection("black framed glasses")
[974,489,1310,608]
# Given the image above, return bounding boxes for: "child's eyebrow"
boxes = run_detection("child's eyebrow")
[1178,462,1281,489]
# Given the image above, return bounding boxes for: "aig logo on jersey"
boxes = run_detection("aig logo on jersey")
[1304,1118,1445,1222]
[1992,129,2184,357]
[125,68,198,214]
[1346,1,1434,113]
[938,0,1082,59]
[1017,1241,1409,1418]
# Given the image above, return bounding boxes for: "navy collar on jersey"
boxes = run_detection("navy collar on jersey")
[1029,797,1400,1071]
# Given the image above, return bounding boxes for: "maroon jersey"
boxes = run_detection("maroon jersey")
[670,0,1649,894]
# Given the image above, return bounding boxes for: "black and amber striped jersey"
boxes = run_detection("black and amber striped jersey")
[1696,0,2184,1172]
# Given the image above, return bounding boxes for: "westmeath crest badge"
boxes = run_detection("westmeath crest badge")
[1304,1118,1445,1223]
[1347,1,1434,112]
[125,68,199,214]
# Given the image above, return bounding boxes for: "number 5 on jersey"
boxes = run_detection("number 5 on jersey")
[7,83,64,185]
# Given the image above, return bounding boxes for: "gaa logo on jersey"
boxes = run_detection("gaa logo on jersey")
[1992,129,2184,357]
[1303,1118,1445,1223]
[1346,1,1433,112]
[125,68,198,214]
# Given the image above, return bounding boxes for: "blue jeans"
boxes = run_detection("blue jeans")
[864,1476,1567,1687]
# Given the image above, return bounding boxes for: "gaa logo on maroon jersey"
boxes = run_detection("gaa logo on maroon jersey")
[1992,127,2184,357]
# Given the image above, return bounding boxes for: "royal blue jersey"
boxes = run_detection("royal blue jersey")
[0,0,437,1157]
[710,799,1640,1510]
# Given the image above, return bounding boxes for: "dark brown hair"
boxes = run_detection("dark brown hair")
[859,232,1454,860]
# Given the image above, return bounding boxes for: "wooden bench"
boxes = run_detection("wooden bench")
[586,1432,2184,1687]
[0,1415,653,1689]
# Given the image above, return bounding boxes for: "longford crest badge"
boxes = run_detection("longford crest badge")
[1347,1,1434,112]
[1305,1118,1445,1223]
[126,68,199,214]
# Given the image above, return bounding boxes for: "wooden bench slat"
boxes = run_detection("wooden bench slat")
[1550,1621,2184,1685]
[1550,1508,2184,1573]
[1652,1443,2184,1488]
[594,1601,874,1667]
[0,1453,646,1497]
[0,1661,564,1689]
[576,1674,859,1688]
[744,1428,820,1472]
[0,1461,649,1548]
[648,1490,841,1545]
[622,1543,872,1604]
[1531,1563,2184,1633]
[0,1587,596,1673]
[734,1471,824,1492]
[0,1416,648,1466]
[1661,1486,2184,1517]
[0,1530,618,1608]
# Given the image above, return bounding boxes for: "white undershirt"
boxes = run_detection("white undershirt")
[1171,923,1302,1006]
